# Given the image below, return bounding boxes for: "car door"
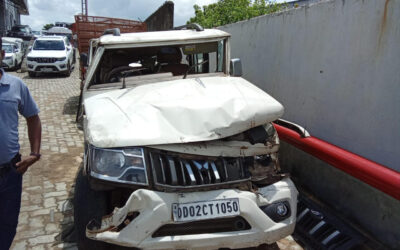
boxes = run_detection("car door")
[15,44,23,64]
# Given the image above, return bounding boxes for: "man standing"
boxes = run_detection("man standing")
[0,37,42,249]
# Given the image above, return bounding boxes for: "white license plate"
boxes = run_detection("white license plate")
[172,198,240,222]
[41,68,53,72]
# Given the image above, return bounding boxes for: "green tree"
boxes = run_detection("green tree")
[43,23,54,30]
[187,0,285,28]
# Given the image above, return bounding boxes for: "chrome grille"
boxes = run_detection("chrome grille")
[149,151,249,187]
[34,57,57,63]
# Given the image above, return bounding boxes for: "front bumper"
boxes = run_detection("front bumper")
[2,59,14,68]
[87,178,298,249]
[27,60,68,73]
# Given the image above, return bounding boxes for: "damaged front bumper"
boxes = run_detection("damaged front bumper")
[86,178,298,249]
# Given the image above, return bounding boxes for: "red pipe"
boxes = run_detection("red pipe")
[273,123,400,200]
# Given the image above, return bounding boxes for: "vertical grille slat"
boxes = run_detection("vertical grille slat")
[158,155,166,184]
[179,160,187,186]
[167,156,178,185]
[210,162,221,183]
[183,160,196,185]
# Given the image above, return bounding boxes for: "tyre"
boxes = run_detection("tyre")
[64,63,71,77]
[74,167,110,250]
[28,71,36,77]
[13,60,18,70]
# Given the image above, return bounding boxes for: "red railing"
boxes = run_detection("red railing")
[273,123,400,200]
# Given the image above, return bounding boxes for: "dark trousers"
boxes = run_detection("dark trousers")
[0,165,22,250]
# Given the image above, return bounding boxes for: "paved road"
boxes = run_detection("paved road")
[10,67,83,250]
[8,66,302,250]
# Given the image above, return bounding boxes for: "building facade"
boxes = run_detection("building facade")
[0,0,29,36]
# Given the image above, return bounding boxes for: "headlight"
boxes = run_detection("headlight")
[57,57,67,61]
[27,57,35,61]
[5,56,12,60]
[89,146,148,185]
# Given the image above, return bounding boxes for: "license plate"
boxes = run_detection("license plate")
[172,198,240,222]
[41,68,53,72]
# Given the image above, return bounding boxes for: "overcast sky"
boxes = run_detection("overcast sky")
[21,0,220,31]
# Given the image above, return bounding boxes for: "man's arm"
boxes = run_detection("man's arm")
[16,115,42,174]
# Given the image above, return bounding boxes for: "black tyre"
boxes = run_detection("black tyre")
[64,63,71,77]
[14,60,18,70]
[28,71,36,77]
[74,167,110,250]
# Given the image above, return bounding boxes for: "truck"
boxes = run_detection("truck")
[74,24,298,250]
[72,15,147,85]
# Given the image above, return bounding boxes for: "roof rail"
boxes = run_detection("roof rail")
[174,23,204,32]
[103,28,121,36]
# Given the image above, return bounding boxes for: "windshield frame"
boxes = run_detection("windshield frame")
[86,38,230,90]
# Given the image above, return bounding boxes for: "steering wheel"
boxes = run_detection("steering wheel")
[105,66,146,83]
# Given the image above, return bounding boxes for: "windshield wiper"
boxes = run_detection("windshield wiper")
[183,60,209,79]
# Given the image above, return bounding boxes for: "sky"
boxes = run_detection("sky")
[21,0,220,31]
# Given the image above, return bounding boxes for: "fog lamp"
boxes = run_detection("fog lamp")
[260,201,291,222]
[276,203,288,216]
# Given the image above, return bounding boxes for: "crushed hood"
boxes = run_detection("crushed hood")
[84,76,284,148]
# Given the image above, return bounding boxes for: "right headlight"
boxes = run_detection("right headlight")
[27,57,35,61]
[88,146,148,185]
[57,57,67,61]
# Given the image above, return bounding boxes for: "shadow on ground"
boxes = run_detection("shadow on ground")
[63,95,80,115]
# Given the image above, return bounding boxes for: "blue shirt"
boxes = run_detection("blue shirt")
[0,69,39,164]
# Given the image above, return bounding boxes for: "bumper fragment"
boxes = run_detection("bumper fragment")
[86,178,298,249]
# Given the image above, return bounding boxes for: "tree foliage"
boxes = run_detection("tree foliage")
[43,23,54,30]
[187,0,285,28]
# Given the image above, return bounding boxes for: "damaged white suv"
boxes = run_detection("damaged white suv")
[74,24,298,250]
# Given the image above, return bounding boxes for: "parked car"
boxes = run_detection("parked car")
[74,25,298,250]
[1,42,23,70]
[32,30,43,39]
[7,24,34,41]
[2,37,26,56]
[26,36,74,77]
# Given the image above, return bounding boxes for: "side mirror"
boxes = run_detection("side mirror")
[80,53,88,67]
[15,49,20,53]
[230,58,243,77]
[28,46,32,51]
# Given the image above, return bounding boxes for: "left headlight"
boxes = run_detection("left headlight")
[5,56,12,60]
[57,57,67,61]
[89,146,148,185]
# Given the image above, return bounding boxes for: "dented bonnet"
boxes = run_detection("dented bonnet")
[84,76,284,148]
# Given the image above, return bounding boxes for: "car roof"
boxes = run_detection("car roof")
[36,36,65,41]
[2,37,23,42]
[98,29,230,46]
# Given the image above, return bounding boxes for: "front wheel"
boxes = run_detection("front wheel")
[74,167,110,250]
[64,63,71,77]
[13,60,18,70]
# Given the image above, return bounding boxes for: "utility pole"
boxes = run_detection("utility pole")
[81,0,88,16]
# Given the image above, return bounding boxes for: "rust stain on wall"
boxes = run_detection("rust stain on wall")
[378,0,390,47]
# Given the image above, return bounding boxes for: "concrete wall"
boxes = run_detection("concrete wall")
[219,0,400,248]
[145,1,174,31]
[221,0,400,171]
